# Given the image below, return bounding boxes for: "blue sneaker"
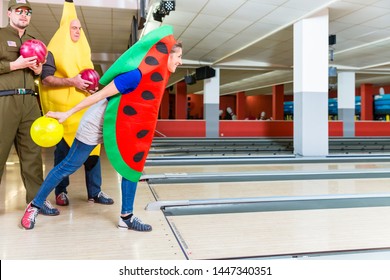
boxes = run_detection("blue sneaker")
[88,191,114,205]
[39,200,60,216]
[118,215,152,232]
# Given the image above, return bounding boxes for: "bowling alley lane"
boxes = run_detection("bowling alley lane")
[147,177,390,202]
[143,162,390,259]
[143,161,390,202]
[144,161,390,174]
[165,206,390,259]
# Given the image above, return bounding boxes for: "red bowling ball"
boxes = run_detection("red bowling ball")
[80,68,100,91]
[20,39,47,65]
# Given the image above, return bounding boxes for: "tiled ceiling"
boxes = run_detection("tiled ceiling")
[6,0,390,96]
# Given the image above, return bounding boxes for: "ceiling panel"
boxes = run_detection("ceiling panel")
[3,0,390,96]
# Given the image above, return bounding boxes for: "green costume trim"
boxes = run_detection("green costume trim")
[100,26,173,85]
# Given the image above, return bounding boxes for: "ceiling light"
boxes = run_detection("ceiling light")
[152,0,175,22]
[162,0,175,12]
[329,34,336,46]
[153,8,164,22]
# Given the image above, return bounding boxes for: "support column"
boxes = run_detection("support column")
[293,9,329,156]
[175,81,187,119]
[159,89,170,119]
[236,91,246,120]
[203,68,220,137]
[338,72,355,136]
[361,83,374,120]
[1,0,7,27]
[272,84,284,120]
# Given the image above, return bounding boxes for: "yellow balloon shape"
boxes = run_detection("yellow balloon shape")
[30,116,64,147]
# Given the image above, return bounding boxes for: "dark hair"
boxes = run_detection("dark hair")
[170,41,182,53]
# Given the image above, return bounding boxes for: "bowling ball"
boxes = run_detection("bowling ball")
[30,116,64,148]
[20,39,48,65]
[80,68,100,91]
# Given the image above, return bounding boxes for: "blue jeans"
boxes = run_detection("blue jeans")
[33,138,138,214]
[54,138,101,199]
[121,178,137,215]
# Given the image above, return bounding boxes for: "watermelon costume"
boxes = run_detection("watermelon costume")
[100,26,176,182]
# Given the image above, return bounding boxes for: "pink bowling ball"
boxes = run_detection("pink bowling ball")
[80,68,100,91]
[20,39,47,65]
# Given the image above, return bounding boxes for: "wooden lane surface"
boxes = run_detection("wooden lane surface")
[149,178,390,201]
[144,161,390,201]
[0,148,185,260]
[167,206,390,259]
[144,164,390,259]
[144,162,390,174]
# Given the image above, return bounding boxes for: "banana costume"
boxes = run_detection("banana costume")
[39,0,100,155]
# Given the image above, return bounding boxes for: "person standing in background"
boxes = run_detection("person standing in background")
[0,0,59,216]
[259,111,266,120]
[39,0,114,206]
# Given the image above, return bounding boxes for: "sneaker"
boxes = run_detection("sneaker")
[21,203,39,230]
[39,200,60,216]
[88,191,114,205]
[56,192,69,206]
[118,215,152,232]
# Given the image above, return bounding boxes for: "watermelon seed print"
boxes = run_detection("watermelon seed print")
[141,91,155,100]
[156,42,168,54]
[137,130,149,138]
[151,72,163,82]
[145,56,159,65]
[123,105,137,116]
[133,152,145,162]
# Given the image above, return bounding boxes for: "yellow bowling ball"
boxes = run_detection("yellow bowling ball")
[30,116,64,148]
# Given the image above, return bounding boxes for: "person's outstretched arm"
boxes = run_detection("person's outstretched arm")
[46,80,118,123]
